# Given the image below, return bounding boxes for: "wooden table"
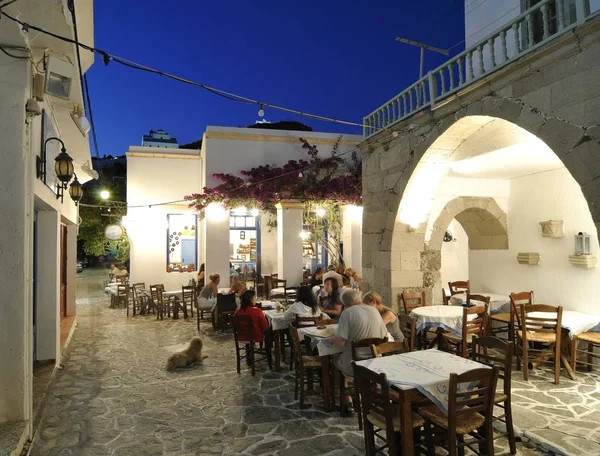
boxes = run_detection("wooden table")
[355,349,490,455]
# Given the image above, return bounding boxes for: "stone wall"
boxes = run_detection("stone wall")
[361,15,600,308]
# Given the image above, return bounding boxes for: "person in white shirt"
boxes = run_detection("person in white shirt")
[322,264,343,288]
[284,286,329,325]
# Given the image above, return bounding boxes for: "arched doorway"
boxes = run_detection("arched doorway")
[361,97,600,311]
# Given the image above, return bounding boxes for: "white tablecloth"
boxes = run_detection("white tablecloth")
[410,305,466,337]
[356,349,491,414]
[104,285,118,296]
[163,290,182,299]
[528,310,600,339]
[262,303,288,331]
[298,325,343,356]
[449,292,510,314]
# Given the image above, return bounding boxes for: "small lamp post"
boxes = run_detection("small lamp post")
[574,232,591,255]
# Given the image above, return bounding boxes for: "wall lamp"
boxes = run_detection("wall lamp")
[36,137,83,205]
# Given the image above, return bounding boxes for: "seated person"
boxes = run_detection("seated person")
[344,267,363,290]
[309,267,324,287]
[198,273,219,311]
[362,291,404,344]
[229,275,247,298]
[331,289,387,408]
[322,264,343,288]
[229,262,239,277]
[234,290,269,343]
[284,286,329,324]
[197,263,206,288]
[318,277,343,320]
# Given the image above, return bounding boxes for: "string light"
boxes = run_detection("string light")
[257,103,265,118]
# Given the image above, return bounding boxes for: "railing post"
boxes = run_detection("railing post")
[428,71,437,107]
[557,0,565,30]
[575,0,589,24]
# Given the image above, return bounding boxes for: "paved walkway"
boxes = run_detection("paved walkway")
[29,267,598,455]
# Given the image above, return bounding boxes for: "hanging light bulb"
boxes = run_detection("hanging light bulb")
[257,103,265,117]
[298,172,303,178]
[250,208,260,217]
[315,208,326,218]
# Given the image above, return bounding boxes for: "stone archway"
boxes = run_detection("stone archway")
[361,95,600,308]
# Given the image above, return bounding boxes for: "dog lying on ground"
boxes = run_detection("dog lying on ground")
[166,337,207,371]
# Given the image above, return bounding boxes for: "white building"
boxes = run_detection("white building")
[142,129,179,148]
[124,126,362,290]
[0,0,95,452]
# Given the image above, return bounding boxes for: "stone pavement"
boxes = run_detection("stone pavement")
[29,268,588,455]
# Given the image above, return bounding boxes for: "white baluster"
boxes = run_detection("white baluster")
[527,13,534,49]
[467,52,474,79]
[447,65,454,90]
[500,30,508,62]
[408,90,413,112]
[557,0,565,30]
[458,57,464,86]
[512,22,521,55]
[541,4,550,40]
[439,70,446,94]
[488,37,496,68]
[477,45,484,75]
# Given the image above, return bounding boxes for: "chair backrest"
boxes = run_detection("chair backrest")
[351,337,388,361]
[510,291,534,328]
[181,285,195,302]
[132,283,146,300]
[448,280,470,296]
[521,304,562,342]
[448,367,499,436]
[315,319,337,326]
[471,336,514,397]
[271,273,279,280]
[149,284,164,301]
[397,314,416,352]
[295,315,318,327]
[400,291,426,315]
[216,293,238,313]
[231,315,255,344]
[458,304,487,357]
[263,276,273,298]
[442,289,449,305]
[289,326,306,370]
[353,363,398,455]
[117,284,129,297]
[467,293,491,307]
[370,341,406,358]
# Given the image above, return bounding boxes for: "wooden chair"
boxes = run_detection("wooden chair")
[315,319,337,326]
[181,285,195,319]
[270,274,296,303]
[442,289,450,305]
[263,276,273,299]
[289,326,322,408]
[149,284,164,316]
[508,291,534,369]
[400,291,426,315]
[340,337,387,428]
[397,314,417,352]
[418,367,499,456]
[370,341,406,358]
[115,275,129,285]
[213,293,238,333]
[353,363,425,456]
[448,280,470,296]
[519,304,563,384]
[231,315,272,376]
[116,284,129,311]
[442,304,488,358]
[571,331,600,373]
[295,315,318,327]
[472,336,517,455]
[131,282,148,316]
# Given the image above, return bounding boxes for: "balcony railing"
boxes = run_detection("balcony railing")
[363,0,595,137]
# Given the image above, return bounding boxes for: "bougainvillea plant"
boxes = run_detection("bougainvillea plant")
[185,137,361,217]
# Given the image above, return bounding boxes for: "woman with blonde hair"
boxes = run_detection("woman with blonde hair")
[229,274,247,298]
[344,267,362,290]
[362,291,403,343]
[198,273,220,312]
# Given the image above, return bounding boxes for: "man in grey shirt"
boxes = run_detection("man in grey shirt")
[332,289,387,378]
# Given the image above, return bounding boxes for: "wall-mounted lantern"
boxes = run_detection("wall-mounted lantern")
[574,232,591,256]
[68,174,83,206]
[36,137,83,204]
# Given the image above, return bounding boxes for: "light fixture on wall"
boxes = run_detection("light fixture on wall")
[574,232,592,256]
[44,55,74,100]
[68,174,83,205]
[36,137,83,204]
[70,104,91,137]
[443,230,456,243]
[315,207,326,218]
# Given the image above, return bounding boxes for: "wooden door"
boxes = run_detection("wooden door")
[60,224,67,318]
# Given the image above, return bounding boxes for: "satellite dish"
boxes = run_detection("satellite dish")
[105,224,124,240]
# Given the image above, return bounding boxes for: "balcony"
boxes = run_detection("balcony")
[363,0,598,137]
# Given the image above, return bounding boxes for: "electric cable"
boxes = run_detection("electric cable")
[0,44,28,59]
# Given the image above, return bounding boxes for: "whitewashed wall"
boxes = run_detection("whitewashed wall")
[469,167,600,313]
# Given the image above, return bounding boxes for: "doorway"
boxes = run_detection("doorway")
[60,223,67,319]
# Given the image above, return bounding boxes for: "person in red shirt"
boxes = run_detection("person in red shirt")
[234,290,269,343]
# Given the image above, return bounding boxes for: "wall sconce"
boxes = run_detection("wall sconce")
[36,137,83,204]
[574,232,591,255]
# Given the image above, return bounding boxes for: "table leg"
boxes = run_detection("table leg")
[321,355,332,412]
[274,329,281,371]
[399,391,413,454]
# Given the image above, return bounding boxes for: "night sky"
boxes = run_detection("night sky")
[87,0,465,156]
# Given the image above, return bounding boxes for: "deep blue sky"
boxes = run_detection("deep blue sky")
[87,0,465,156]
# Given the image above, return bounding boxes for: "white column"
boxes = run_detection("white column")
[342,205,363,275]
[0,54,33,425]
[36,211,60,362]
[260,214,278,276]
[66,223,77,316]
[276,200,304,286]
[204,203,231,286]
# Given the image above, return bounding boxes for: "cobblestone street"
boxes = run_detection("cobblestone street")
[28,268,599,455]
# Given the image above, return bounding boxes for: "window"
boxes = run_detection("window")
[166,214,198,273]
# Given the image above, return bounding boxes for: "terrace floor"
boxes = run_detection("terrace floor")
[28,268,599,455]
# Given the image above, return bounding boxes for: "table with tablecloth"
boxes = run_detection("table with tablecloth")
[356,349,491,454]
[449,292,510,314]
[260,303,287,371]
[410,305,472,338]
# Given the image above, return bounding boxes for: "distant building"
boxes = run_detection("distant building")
[142,129,179,148]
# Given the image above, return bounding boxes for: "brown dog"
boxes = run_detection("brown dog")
[166,337,207,371]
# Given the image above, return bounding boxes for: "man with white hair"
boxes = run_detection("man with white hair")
[331,289,387,410]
